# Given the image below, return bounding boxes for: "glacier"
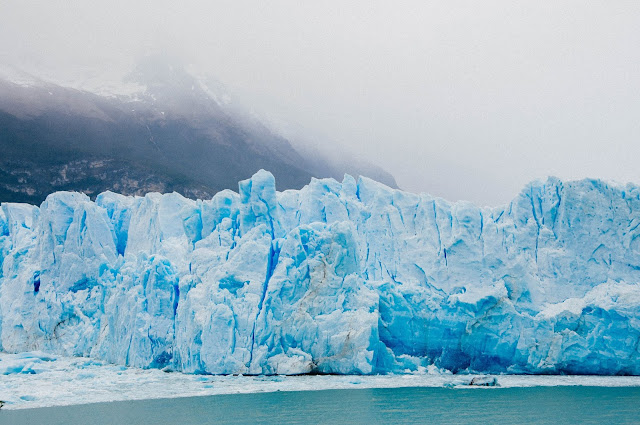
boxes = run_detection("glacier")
[1,170,640,375]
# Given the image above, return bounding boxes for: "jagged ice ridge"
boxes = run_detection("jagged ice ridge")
[1,171,640,375]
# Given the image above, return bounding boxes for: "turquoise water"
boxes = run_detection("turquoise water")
[2,386,640,424]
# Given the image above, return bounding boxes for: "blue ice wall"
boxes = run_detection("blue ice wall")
[1,171,640,375]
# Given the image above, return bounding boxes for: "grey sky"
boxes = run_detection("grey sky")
[1,1,639,205]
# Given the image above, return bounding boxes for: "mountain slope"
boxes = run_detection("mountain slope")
[0,59,398,203]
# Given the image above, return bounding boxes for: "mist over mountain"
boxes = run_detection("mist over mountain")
[0,56,397,204]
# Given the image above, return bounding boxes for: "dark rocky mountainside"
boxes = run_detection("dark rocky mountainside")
[0,59,397,204]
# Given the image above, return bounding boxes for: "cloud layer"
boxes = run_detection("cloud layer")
[1,1,639,205]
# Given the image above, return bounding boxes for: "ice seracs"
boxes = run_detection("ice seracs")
[1,171,640,375]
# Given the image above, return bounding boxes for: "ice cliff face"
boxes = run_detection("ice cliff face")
[1,170,640,375]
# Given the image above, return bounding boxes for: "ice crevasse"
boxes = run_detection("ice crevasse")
[1,170,640,375]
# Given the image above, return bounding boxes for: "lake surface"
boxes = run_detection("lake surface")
[3,386,640,425]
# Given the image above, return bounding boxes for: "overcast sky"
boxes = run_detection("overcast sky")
[1,1,639,205]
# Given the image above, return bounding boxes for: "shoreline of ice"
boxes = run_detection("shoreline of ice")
[2,352,640,411]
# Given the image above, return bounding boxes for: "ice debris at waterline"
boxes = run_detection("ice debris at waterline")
[1,170,640,375]
[4,352,640,410]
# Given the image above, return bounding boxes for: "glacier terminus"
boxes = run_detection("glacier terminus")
[1,170,640,375]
